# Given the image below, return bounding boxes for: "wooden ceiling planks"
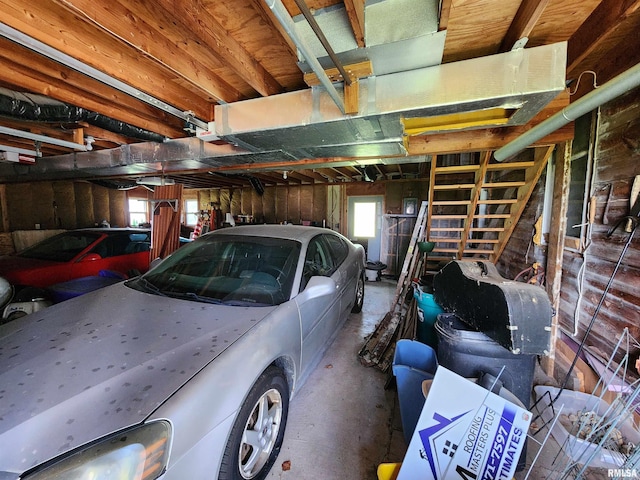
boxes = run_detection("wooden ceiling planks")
[0,0,637,190]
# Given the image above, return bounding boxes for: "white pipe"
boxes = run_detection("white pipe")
[494,62,640,161]
[0,125,87,151]
[264,0,346,114]
[0,143,41,157]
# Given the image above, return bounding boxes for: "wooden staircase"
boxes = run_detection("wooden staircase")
[423,146,554,271]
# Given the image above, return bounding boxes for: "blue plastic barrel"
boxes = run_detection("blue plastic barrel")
[392,339,438,444]
[413,285,444,348]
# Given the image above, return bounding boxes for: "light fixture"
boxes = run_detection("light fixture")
[283,171,288,180]
[136,177,175,186]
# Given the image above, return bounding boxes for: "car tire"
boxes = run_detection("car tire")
[351,272,365,313]
[218,366,289,480]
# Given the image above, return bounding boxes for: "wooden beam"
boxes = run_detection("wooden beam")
[0,0,215,118]
[407,124,573,156]
[569,10,640,99]
[344,79,359,115]
[78,123,138,146]
[72,128,84,146]
[343,0,365,47]
[541,142,571,376]
[438,0,453,31]
[567,0,640,80]
[154,0,284,97]
[303,60,373,87]
[55,0,254,101]
[499,0,550,52]
[252,0,298,55]
[0,51,186,139]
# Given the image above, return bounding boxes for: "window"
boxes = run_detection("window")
[302,236,335,290]
[91,232,151,258]
[184,199,199,226]
[323,234,348,266]
[565,112,596,250]
[353,202,376,238]
[128,199,148,227]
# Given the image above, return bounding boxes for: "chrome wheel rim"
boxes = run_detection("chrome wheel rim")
[238,388,283,479]
[355,276,364,306]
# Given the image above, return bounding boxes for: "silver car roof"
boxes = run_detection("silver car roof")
[204,225,345,244]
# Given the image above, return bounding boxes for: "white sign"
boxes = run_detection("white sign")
[398,367,532,480]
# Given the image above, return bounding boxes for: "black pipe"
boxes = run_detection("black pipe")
[0,87,165,143]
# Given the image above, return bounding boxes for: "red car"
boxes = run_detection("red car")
[0,228,151,289]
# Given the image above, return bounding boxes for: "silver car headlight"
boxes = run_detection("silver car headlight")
[23,421,171,480]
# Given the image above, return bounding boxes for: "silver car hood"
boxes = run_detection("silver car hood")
[0,282,275,473]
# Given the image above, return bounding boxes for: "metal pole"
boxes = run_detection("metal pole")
[264,0,346,114]
[292,0,352,86]
[494,62,640,161]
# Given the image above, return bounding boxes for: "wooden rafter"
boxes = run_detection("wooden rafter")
[438,0,453,31]
[343,0,365,47]
[55,0,253,102]
[0,0,214,118]
[0,40,186,138]
[499,0,550,52]
[567,0,640,80]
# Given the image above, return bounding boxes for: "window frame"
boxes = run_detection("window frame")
[184,199,199,226]
[128,197,149,228]
[564,111,597,252]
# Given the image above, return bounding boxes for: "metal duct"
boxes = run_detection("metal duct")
[0,43,568,182]
[216,42,567,158]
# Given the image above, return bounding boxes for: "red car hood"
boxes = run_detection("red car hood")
[0,282,276,474]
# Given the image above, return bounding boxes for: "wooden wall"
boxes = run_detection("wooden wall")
[197,184,330,226]
[498,86,640,361]
[556,87,640,354]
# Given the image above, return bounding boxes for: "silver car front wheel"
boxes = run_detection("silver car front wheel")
[219,367,289,480]
[351,273,365,313]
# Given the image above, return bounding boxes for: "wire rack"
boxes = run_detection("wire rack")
[520,328,640,479]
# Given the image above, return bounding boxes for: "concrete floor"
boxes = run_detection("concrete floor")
[266,277,403,480]
[266,277,614,480]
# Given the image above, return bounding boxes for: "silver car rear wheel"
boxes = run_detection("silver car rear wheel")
[219,367,289,480]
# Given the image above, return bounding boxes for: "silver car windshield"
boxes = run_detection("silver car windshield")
[129,234,301,307]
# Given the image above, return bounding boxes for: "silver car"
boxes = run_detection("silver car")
[0,225,365,480]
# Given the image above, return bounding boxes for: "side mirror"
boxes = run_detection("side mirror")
[79,253,102,262]
[296,276,336,304]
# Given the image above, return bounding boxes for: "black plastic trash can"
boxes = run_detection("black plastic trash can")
[434,313,535,409]
[435,313,534,471]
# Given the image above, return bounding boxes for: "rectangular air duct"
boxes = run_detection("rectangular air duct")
[215,42,567,160]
